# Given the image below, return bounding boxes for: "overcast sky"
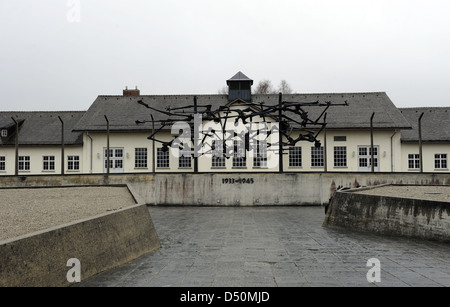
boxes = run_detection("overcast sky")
[1,0,450,111]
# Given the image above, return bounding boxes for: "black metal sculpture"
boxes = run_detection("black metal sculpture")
[136,94,348,165]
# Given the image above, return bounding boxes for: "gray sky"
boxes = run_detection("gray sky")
[1,0,450,111]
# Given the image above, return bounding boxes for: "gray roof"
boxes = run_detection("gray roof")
[227,71,253,85]
[73,95,212,132]
[255,92,411,130]
[73,92,411,132]
[399,107,450,142]
[0,112,84,146]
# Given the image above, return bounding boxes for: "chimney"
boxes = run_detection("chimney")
[123,86,140,96]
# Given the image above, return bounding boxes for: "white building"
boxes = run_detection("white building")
[1,72,449,176]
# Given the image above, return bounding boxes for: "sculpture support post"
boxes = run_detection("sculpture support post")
[278,93,283,173]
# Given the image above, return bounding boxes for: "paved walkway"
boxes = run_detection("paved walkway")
[77,206,450,287]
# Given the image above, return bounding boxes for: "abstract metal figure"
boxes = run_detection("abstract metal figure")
[136,95,348,160]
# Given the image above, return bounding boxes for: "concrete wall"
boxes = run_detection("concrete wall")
[0,204,160,287]
[0,172,449,206]
[322,187,450,242]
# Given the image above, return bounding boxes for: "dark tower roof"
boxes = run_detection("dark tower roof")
[227,71,253,85]
[227,71,253,101]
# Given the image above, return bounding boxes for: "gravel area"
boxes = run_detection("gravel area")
[352,185,450,203]
[0,186,137,242]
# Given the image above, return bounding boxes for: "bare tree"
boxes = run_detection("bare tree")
[217,86,228,95]
[221,79,294,95]
[278,80,293,94]
[254,80,276,94]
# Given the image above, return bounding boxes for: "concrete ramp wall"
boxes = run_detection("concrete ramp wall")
[0,204,160,287]
[323,186,450,242]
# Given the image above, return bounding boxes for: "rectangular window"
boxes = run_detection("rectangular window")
[179,155,192,168]
[212,156,225,168]
[233,140,246,167]
[334,136,347,142]
[1,129,7,137]
[0,156,5,171]
[157,148,170,168]
[178,142,191,168]
[19,156,30,171]
[289,147,302,167]
[334,146,347,167]
[211,140,225,168]
[67,156,80,171]
[115,148,123,158]
[435,154,448,169]
[370,147,379,168]
[359,147,367,157]
[253,140,267,168]
[43,156,55,171]
[105,159,113,170]
[408,154,420,169]
[104,148,124,173]
[311,147,324,167]
[135,148,148,168]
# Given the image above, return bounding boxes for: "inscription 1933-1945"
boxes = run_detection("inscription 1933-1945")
[222,178,254,184]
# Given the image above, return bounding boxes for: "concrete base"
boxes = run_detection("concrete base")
[0,172,449,206]
[0,204,160,287]
[323,185,450,243]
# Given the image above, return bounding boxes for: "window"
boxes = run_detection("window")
[370,147,378,168]
[104,148,124,173]
[67,156,80,171]
[334,136,347,142]
[359,147,367,157]
[233,140,246,167]
[253,140,267,168]
[212,156,225,168]
[311,147,324,167]
[135,148,148,168]
[114,149,123,158]
[177,142,191,168]
[43,156,55,171]
[435,154,448,169]
[359,148,368,167]
[211,140,225,168]
[289,147,302,167]
[358,146,379,171]
[19,156,30,171]
[157,148,170,168]
[408,154,420,169]
[0,156,5,171]
[1,129,7,137]
[334,146,347,167]
[179,155,192,168]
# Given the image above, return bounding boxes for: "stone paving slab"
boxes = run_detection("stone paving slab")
[75,206,450,287]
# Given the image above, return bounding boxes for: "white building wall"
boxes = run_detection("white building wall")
[283,129,402,172]
[401,142,450,173]
[82,132,156,174]
[1,129,448,175]
[0,147,14,175]
[0,146,83,175]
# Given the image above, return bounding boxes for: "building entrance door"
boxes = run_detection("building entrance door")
[358,146,379,172]
[104,148,124,173]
